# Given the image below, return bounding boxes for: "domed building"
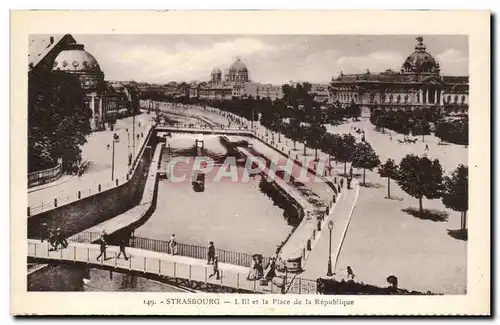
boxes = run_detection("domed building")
[225,58,250,83]
[52,42,107,130]
[193,57,259,100]
[329,36,469,113]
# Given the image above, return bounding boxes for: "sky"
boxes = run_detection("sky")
[71,34,469,84]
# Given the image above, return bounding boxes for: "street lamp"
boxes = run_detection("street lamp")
[111,133,119,181]
[327,220,334,276]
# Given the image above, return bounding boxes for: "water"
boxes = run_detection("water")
[28,264,186,292]
[134,133,298,257]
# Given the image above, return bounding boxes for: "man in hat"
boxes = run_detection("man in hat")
[117,237,129,260]
[207,241,215,265]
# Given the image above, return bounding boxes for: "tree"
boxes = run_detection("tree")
[378,158,399,198]
[412,119,431,142]
[28,72,92,173]
[442,165,468,231]
[336,134,357,175]
[351,142,380,186]
[396,155,444,212]
[286,118,303,151]
[322,133,341,168]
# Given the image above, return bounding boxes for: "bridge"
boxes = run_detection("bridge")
[156,124,255,136]
[27,239,318,294]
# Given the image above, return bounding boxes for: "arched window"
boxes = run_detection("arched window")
[382,94,386,103]
[454,95,458,103]
[389,94,393,103]
[416,93,420,103]
[397,94,401,103]
[447,95,451,104]
[404,94,409,103]
[461,95,466,105]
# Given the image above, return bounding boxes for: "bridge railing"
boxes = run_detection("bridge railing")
[68,231,271,269]
[28,240,319,294]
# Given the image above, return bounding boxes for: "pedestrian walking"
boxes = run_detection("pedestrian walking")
[208,255,220,280]
[40,222,49,243]
[340,178,344,188]
[170,234,177,255]
[117,238,128,260]
[425,143,429,151]
[207,241,215,265]
[55,228,68,249]
[96,236,107,261]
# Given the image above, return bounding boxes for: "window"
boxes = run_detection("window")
[447,95,451,104]
[404,95,409,103]
[397,95,401,103]
[389,95,393,103]
[461,95,466,105]
[454,95,458,103]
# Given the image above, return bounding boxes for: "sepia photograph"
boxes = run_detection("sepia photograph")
[11,10,490,316]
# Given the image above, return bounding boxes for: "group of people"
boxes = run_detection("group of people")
[247,254,278,282]
[40,223,68,250]
[96,230,129,262]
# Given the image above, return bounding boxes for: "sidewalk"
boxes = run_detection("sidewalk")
[28,113,154,216]
[300,183,359,280]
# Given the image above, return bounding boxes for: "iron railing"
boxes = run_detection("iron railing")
[68,231,271,269]
[28,163,63,188]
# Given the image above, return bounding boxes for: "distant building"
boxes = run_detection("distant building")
[189,58,283,101]
[329,36,469,113]
[29,34,120,131]
[257,84,284,101]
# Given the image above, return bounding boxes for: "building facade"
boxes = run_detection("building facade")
[29,34,120,131]
[328,36,469,113]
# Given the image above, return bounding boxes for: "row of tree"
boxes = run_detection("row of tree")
[434,118,469,146]
[379,157,468,230]
[370,109,468,145]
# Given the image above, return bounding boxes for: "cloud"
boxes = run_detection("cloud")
[94,38,280,82]
[335,51,405,74]
[435,48,468,75]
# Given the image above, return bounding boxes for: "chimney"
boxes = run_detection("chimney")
[50,36,54,44]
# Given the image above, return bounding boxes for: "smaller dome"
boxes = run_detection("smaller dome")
[211,67,222,75]
[52,43,101,74]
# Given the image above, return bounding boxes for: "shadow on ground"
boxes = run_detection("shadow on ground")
[384,196,404,201]
[360,182,383,189]
[447,229,468,241]
[402,207,449,222]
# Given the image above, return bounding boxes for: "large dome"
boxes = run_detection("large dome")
[401,37,439,74]
[228,58,248,73]
[211,67,222,75]
[52,43,102,74]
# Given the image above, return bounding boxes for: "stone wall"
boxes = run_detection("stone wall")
[27,129,158,240]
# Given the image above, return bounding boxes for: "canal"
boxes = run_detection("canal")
[133,133,300,257]
[28,264,187,292]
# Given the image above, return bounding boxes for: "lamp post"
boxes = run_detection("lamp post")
[327,220,334,276]
[111,133,119,181]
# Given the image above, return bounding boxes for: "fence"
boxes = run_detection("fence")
[68,231,271,269]
[28,163,63,188]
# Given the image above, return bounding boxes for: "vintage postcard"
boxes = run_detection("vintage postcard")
[10,10,490,316]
